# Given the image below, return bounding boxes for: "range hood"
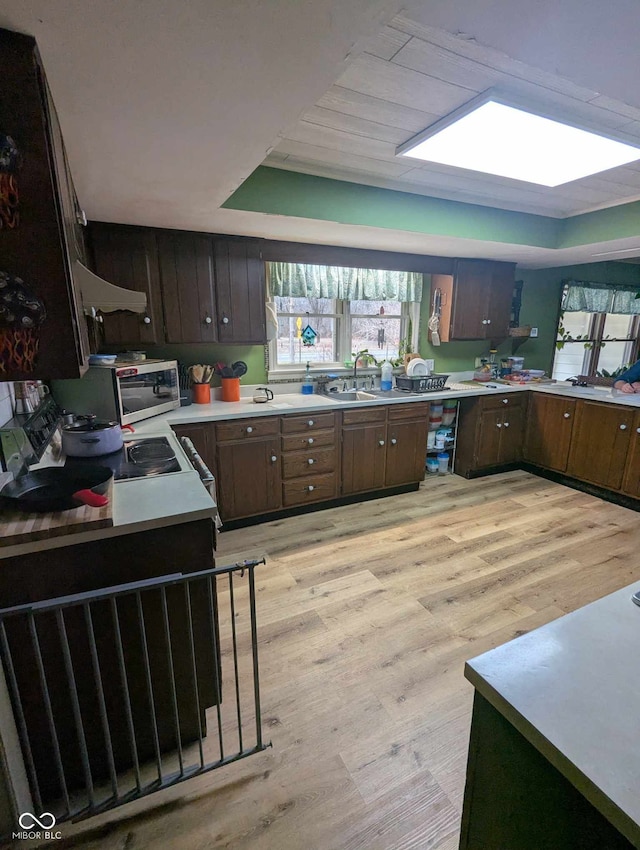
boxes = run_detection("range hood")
[74,260,147,314]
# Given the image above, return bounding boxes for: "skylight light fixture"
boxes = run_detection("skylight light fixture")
[396,93,640,187]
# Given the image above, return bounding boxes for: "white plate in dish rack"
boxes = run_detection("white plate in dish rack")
[406,358,429,377]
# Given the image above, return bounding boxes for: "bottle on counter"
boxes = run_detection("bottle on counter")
[380,361,393,391]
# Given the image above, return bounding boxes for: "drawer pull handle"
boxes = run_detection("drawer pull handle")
[563,413,571,419]
[221,314,230,325]
[271,455,277,462]
[502,398,509,404]
[307,485,314,492]
[496,423,502,428]
[390,438,397,445]
[143,315,151,325]
[504,422,510,428]
[204,314,212,325]
[637,428,640,434]
[308,458,315,465]
[246,426,253,433]
[378,440,385,446]
[620,424,628,430]
[307,419,314,427]
[308,437,314,444]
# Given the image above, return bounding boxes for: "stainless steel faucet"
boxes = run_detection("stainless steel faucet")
[352,350,369,390]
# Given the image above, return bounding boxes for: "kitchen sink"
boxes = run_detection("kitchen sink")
[330,388,420,402]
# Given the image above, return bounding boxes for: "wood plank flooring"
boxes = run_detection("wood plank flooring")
[57,471,640,850]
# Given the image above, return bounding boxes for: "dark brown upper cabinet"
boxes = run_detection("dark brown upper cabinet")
[0,28,89,379]
[157,231,216,343]
[213,237,266,345]
[433,259,516,341]
[88,223,163,346]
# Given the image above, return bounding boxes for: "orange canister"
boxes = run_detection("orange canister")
[221,377,241,402]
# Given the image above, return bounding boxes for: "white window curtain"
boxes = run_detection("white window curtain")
[268,262,424,302]
[563,280,640,315]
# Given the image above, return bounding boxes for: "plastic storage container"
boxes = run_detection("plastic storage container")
[380,361,393,391]
[437,451,449,474]
[426,456,439,474]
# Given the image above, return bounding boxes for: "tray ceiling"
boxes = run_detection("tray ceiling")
[265,13,640,219]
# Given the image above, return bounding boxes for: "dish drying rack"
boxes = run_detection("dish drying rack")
[396,374,449,393]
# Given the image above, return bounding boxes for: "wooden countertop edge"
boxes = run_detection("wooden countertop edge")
[464,662,640,846]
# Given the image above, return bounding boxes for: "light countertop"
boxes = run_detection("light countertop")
[465,584,640,845]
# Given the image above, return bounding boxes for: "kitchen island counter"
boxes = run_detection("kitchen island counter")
[461,582,640,848]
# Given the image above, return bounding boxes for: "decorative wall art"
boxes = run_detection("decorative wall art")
[0,133,22,229]
[0,271,47,373]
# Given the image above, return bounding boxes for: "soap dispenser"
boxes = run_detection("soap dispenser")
[302,362,314,395]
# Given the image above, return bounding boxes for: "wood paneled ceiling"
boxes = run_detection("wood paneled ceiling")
[265,13,640,219]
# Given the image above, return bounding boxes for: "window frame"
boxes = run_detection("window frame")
[553,310,640,378]
[268,298,420,377]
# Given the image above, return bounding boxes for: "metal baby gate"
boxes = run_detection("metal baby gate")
[0,558,269,826]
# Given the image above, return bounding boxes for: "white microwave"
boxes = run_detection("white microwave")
[52,360,181,425]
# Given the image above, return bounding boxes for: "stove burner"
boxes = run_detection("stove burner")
[128,441,176,463]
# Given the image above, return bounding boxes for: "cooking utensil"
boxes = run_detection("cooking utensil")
[0,465,112,512]
[61,416,135,457]
[232,360,248,378]
[220,366,234,378]
[428,288,442,346]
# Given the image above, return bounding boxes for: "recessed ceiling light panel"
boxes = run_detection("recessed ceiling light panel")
[397,98,640,187]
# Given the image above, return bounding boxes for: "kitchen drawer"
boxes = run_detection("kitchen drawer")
[480,394,525,411]
[281,412,336,434]
[215,417,279,442]
[342,407,387,425]
[282,447,336,480]
[282,429,335,452]
[283,473,338,507]
[387,401,430,421]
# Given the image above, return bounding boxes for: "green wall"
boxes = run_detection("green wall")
[225,166,640,252]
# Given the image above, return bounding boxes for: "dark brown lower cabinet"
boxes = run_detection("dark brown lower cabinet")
[216,437,281,519]
[566,401,634,490]
[341,420,388,495]
[0,520,217,802]
[621,413,640,497]
[385,418,429,487]
[455,395,526,476]
[524,393,576,472]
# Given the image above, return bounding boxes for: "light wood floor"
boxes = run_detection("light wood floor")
[60,471,640,850]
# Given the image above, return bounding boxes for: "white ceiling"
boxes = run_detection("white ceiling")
[2,0,640,268]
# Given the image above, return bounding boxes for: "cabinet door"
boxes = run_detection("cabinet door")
[475,409,504,467]
[524,394,576,472]
[498,402,525,464]
[341,423,387,494]
[216,438,281,520]
[172,423,216,475]
[450,260,492,339]
[89,223,163,346]
[621,413,640,498]
[158,232,216,343]
[385,419,429,486]
[213,237,266,344]
[567,401,634,489]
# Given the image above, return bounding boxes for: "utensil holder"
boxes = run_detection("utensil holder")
[221,377,241,402]
[193,383,211,404]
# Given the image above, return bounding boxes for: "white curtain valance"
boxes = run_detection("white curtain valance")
[268,262,423,302]
[563,280,640,315]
